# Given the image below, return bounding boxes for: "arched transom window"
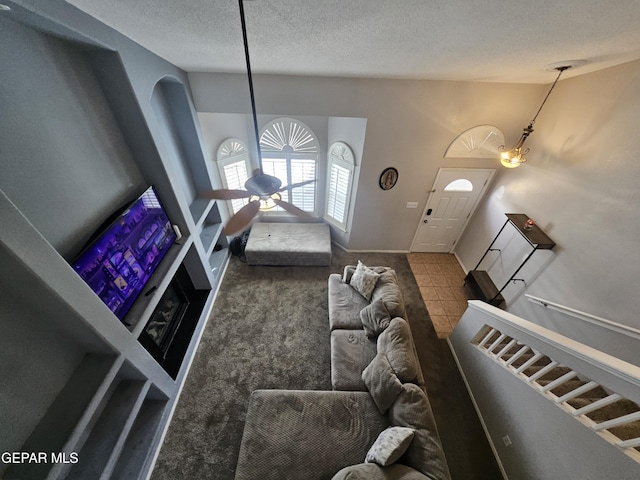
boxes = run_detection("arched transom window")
[260,118,319,213]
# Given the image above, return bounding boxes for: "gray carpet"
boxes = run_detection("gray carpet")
[150,248,502,480]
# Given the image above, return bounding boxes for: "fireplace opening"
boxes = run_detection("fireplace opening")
[138,264,209,379]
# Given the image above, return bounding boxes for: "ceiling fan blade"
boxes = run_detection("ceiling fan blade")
[277,179,317,192]
[202,189,252,200]
[273,199,316,221]
[223,200,260,235]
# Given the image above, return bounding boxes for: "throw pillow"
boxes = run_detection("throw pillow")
[361,352,403,414]
[365,426,415,467]
[377,318,420,383]
[331,462,428,480]
[350,260,381,301]
[360,298,391,338]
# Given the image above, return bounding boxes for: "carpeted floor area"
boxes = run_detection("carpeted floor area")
[150,248,502,480]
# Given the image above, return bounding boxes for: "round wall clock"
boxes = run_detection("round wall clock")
[379,167,398,190]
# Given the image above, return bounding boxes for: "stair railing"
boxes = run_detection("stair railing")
[465,300,640,463]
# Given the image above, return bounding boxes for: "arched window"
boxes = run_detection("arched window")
[216,138,251,214]
[325,141,355,230]
[443,179,473,192]
[260,118,319,213]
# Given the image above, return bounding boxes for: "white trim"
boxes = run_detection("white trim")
[466,300,640,388]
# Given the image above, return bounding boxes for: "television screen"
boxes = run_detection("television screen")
[73,186,177,322]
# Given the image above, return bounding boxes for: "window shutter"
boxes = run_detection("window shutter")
[325,141,355,229]
[326,162,351,224]
[223,160,249,213]
[216,138,250,214]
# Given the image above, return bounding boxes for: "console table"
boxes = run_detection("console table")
[465,213,556,307]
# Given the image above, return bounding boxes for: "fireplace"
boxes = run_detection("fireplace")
[139,265,208,378]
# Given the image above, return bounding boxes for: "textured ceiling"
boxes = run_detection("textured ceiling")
[66,0,640,83]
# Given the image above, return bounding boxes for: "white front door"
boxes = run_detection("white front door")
[411,168,495,252]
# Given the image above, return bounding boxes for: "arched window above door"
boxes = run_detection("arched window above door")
[444,125,505,158]
[444,179,473,192]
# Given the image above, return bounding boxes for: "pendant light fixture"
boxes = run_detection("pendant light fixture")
[499,64,572,168]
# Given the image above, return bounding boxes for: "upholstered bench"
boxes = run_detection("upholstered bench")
[244,222,332,266]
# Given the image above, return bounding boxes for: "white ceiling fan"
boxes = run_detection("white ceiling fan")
[203,0,315,235]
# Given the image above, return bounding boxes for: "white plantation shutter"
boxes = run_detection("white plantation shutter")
[325,142,355,229]
[260,118,319,213]
[216,138,250,214]
[290,158,316,211]
[326,163,350,222]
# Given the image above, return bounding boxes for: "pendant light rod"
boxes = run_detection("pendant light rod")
[499,65,571,168]
[529,65,568,126]
[238,0,263,173]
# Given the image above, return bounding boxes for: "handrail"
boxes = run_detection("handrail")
[463,300,640,464]
[525,294,640,340]
[465,301,640,402]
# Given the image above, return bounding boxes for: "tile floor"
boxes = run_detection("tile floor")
[406,252,470,339]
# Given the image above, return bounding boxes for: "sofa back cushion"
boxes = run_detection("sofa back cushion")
[377,318,421,384]
[360,299,391,338]
[388,383,452,480]
[361,352,403,414]
[371,269,406,319]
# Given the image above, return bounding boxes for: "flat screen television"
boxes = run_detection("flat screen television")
[73,186,177,322]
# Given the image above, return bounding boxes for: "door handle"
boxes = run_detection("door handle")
[426,208,433,216]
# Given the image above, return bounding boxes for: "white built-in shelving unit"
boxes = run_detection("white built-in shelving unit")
[0,1,229,478]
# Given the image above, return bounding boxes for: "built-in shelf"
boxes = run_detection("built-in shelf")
[190,198,214,228]
[64,367,149,479]
[125,239,192,337]
[0,8,230,480]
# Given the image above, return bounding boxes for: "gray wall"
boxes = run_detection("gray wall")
[189,72,546,251]
[0,16,144,259]
[455,59,640,360]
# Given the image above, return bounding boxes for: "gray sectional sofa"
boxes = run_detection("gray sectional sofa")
[234,263,451,480]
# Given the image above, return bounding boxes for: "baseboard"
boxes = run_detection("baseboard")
[335,245,410,254]
[453,251,470,274]
[445,338,509,480]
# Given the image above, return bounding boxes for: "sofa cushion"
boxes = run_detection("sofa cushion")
[388,383,451,480]
[360,298,391,338]
[362,352,404,414]
[377,318,421,384]
[350,260,381,301]
[235,390,389,480]
[366,426,415,467]
[331,329,378,391]
[370,269,406,319]
[329,274,369,331]
[332,463,429,480]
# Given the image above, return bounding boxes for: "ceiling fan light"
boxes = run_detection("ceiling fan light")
[250,192,282,211]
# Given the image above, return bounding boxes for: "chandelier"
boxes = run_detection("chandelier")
[499,65,570,168]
